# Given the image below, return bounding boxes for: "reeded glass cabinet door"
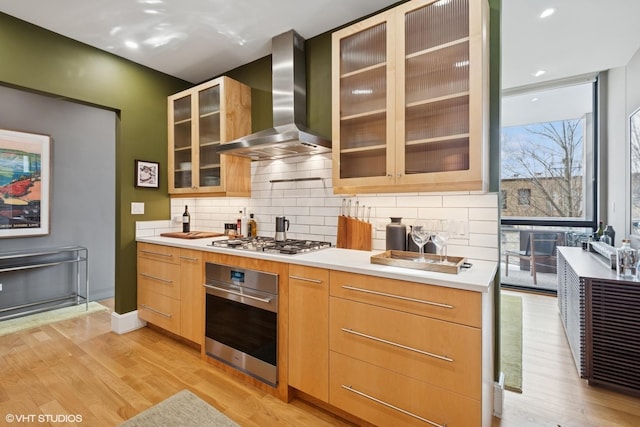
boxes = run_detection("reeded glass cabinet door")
[333,12,393,184]
[400,0,471,177]
[198,85,222,188]
[171,94,193,189]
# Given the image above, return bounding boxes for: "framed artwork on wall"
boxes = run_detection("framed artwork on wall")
[135,159,159,189]
[0,128,52,238]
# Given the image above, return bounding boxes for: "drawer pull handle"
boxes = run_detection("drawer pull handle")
[140,273,173,284]
[140,304,172,318]
[341,328,453,363]
[179,256,199,261]
[204,284,272,304]
[140,250,173,258]
[341,285,453,309]
[341,384,446,427]
[290,275,322,284]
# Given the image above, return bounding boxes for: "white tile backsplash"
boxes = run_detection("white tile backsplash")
[138,154,500,262]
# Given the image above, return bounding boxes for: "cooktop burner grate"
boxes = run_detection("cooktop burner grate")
[209,236,331,255]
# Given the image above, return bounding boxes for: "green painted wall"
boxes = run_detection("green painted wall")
[0,13,190,314]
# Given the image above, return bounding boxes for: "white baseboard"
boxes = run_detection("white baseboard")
[493,371,506,418]
[111,310,146,334]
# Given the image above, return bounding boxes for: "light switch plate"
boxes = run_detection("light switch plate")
[131,202,145,215]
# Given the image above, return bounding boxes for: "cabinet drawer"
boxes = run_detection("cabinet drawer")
[330,270,481,327]
[330,297,480,399]
[330,352,480,427]
[290,264,330,283]
[138,243,180,264]
[138,288,181,335]
[138,258,181,299]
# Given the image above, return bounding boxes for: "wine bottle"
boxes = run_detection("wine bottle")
[182,205,190,233]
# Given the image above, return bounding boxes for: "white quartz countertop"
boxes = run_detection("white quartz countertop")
[137,235,497,293]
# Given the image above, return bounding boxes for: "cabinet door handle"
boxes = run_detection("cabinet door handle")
[341,384,446,427]
[341,285,453,309]
[341,328,453,363]
[179,256,199,261]
[289,275,322,284]
[140,304,172,318]
[140,250,173,258]
[140,272,173,284]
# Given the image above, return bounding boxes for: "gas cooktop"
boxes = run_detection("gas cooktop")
[208,236,331,255]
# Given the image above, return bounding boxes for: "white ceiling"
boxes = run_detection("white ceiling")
[1,0,639,88]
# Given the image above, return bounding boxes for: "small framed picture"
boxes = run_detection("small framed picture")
[135,160,159,188]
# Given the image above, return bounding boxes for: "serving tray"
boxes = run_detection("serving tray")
[370,250,466,274]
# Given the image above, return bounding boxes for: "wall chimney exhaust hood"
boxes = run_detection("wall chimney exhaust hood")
[217,30,332,160]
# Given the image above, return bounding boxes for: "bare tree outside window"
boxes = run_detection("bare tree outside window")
[502,119,584,218]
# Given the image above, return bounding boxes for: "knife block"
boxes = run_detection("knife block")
[337,217,372,251]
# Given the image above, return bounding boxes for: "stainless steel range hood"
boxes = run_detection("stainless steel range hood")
[217,30,332,160]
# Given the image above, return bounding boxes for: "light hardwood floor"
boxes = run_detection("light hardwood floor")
[1,294,639,426]
[493,291,640,427]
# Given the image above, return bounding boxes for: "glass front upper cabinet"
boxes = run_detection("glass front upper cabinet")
[168,76,251,196]
[332,0,488,193]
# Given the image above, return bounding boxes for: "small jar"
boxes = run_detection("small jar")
[616,239,637,278]
[386,217,406,251]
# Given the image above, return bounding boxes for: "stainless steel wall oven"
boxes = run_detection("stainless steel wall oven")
[204,262,278,386]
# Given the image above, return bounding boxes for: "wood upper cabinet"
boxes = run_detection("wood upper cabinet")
[168,76,251,196]
[331,0,488,194]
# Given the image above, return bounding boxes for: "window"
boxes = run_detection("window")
[501,77,596,224]
[517,188,531,205]
[500,76,599,291]
[631,107,640,235]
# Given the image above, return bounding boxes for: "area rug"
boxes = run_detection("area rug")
[501,294,523,393]
[0,301,108,336]
[119,390,239,427]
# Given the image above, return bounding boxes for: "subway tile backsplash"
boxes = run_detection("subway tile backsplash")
[138,154,499,262]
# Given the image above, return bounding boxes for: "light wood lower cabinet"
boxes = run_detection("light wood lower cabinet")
[330,352,480,427]
[328,270,486,426]
[330,296,481,399]
[288,265,329,402]
[178,248,204,345]
[137,243,203,345]
[135,243,491,425]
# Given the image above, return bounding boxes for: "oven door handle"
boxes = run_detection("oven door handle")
[204,284,273,304]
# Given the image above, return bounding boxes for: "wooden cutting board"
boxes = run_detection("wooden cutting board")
[160,231,224,239]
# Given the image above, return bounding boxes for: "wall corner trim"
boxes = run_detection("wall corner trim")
[111,310,146,334]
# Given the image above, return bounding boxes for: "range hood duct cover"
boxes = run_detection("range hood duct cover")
[217,30,332,160]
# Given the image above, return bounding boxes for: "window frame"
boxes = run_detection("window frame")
[500,74,599,230]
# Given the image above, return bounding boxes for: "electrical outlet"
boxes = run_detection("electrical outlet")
[131,202,145,215]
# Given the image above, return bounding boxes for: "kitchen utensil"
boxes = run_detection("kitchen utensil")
[275,216,289,241]
[337,199,348,248]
